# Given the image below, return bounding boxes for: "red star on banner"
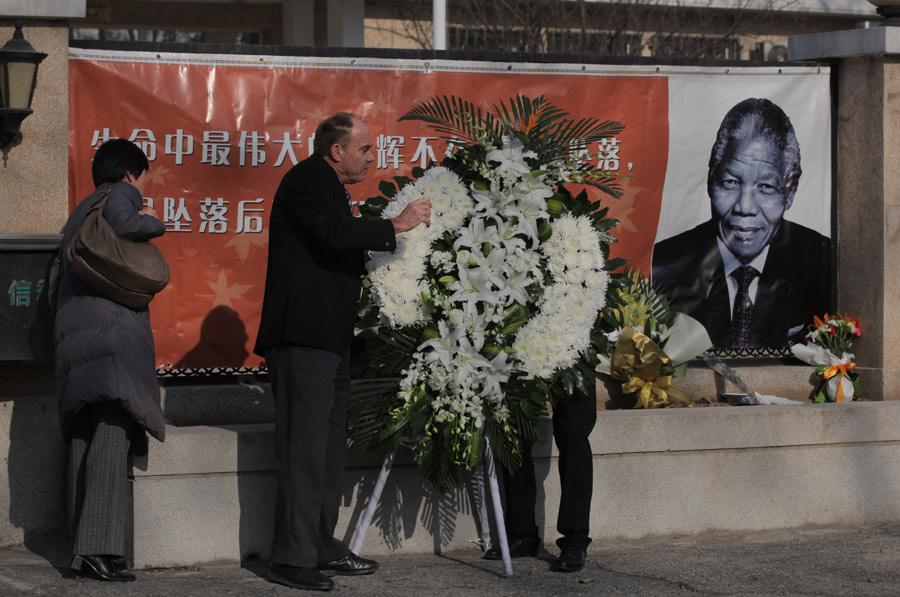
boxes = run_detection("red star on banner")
[368,93,396,119]
[609,185,640,234]
[197,270,254,309]
[309,107,329,122]
[225,229,269,262]
[146,165,171,187]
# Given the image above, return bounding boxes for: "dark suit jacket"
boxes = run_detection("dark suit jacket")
[254,154,396,357]
[651,219,831,348]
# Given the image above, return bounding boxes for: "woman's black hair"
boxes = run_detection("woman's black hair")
[91,138,150,187]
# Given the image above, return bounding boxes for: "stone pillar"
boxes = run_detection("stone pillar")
[0,3,83,547]
[326,0,365,48]
[282,0,315,47]
[789,23,900,399]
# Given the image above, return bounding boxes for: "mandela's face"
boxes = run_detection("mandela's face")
[710,136,793,263]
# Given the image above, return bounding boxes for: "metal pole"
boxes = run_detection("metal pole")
[433,0,447,50]
[474,462,492,553]
[484,437,513,575]
[351,451,396,555]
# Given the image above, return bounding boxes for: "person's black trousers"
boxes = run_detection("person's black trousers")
[68,401,132,557]
[500,386,597,551]
[266,345,353,568]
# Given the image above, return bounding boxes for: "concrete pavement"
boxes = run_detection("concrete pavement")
[2,524,900,596]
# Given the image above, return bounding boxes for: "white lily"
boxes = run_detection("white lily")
[485,136,537,176]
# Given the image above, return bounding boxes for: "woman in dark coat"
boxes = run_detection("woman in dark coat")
[49,139,166,582]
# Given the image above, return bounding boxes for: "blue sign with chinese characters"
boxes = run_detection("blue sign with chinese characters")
[0,235,60,361]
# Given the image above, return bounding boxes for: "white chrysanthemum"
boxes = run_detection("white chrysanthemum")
[366,168,473,328]
[512,213,609,378]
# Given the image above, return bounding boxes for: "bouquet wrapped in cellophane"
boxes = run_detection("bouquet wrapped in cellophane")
[790,313,862,403]
[596,270,712,408]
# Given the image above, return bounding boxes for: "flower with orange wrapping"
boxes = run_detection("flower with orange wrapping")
[790,313,862,403]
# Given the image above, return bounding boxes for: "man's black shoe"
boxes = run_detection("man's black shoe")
[270,564,334,591]
[482,536,541,560]
[318,553,378,575]
[71,555,135,582]
[550,547,586,572]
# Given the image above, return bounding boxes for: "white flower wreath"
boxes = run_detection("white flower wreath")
[353,95,624,491]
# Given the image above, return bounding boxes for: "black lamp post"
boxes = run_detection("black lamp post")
[0,23,47,164]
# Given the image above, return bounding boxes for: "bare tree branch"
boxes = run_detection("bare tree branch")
[380,0,805,60]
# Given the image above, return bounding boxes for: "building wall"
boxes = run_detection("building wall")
[0,367,67,548]
[0,16,74,548]
[0,22,70,236]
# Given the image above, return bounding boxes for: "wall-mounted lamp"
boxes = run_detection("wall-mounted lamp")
[0,23,47,165]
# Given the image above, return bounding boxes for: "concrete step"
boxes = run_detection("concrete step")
[130,400,900,569]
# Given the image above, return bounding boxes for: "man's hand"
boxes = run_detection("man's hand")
[391,198,431,234]
[138,206,160,220]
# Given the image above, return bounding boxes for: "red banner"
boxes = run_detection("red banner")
[68,50,830,365]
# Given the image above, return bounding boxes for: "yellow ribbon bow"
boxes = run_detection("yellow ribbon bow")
[622,375,695,409]
[823,362,856,403]
[610,327,695,409]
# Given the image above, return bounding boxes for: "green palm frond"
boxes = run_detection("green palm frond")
[625,269,675,327]
[401,94,626,189]
[582,172,624,199]
[348,379,403,455]
[416,425,462,494]
[495,95,626,165]
[399,95,500,148]
[494,95,566,142]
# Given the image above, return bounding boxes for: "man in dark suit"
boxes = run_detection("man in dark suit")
[652,98,831,348]
[483,387,597,573]
[254,113,430,592]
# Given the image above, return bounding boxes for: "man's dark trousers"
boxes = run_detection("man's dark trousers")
[266,345,353,567]
[501,386,597,550]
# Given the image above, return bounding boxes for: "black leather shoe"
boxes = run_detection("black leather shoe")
[318,553,378,576]
[550,547,586,572]
[270,564,334,591]
[483,536,541,560]
[71,555,135,582]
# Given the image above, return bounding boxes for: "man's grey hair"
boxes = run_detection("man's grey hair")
[707,98,801,197]
[313,112,362,157]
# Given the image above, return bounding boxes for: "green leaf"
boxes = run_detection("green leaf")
[378,180,397,198]
[592,215,620,231]
[606,257,628,271]
[468,427,484,468]
[420,324,440,341]
[393,175,413,190]
[546,198,565,218]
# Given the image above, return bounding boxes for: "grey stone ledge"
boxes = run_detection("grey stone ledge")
[135,401,900,477]
[789,26,900,60]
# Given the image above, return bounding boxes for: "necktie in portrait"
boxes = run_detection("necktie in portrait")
[731,265,759,347]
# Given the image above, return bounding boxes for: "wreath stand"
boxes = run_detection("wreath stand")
[349,437,514,576]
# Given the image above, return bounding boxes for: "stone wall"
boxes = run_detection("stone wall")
[0,22,70,235]
[0,19,72,549]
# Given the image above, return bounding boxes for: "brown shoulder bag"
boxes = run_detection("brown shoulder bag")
[65,190,170,309]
